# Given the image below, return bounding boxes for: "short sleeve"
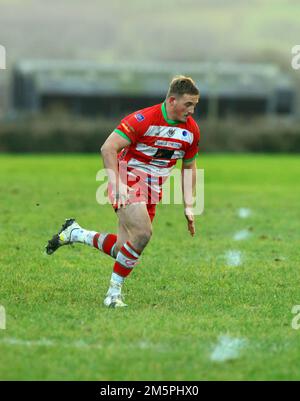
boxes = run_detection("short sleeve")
[114,112,146,145]
[183,122,200,163]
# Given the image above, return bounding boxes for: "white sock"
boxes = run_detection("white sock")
[111,272,124,286]
[70,228,97,246]
[107,274,124,296]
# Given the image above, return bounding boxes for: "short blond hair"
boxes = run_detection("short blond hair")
[167,75,199,98]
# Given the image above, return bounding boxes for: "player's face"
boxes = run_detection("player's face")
[172,94,199,122]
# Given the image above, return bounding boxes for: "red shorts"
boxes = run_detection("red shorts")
[107,182,157,222]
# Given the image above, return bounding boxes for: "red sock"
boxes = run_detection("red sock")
[93,233,117,258]
[113,241,141,278]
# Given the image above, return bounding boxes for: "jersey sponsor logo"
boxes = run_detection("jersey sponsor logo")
[155,140,182,149]
[182,130,188,137]
[134,113,145,122]
[153,148,175,159]
[136,143,183,159]
[128,158,171,177]
[167,128,176,137]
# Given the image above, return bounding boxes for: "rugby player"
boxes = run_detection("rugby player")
[46,75,200,308]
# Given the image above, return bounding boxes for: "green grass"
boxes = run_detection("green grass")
[0,154,300,380]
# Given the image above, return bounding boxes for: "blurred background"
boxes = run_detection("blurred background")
[0,0,300,152]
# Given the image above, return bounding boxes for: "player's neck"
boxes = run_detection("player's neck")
[164,101,179,122]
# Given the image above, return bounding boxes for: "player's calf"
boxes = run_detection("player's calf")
[130,227,152,252]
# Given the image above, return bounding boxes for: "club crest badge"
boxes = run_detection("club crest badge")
[167,128,175,137]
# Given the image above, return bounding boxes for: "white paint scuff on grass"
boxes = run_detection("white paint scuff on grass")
[237,208,252,218]
[210,335,247,362]
[233,229,251,241]
[225,250,242,267]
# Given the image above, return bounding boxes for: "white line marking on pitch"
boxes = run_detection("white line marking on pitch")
[233,229,251,241]
[0,337,168,352]
[0,337,103,349]
[225,250,242,267]
[210,335,247,362]
[237,208,252,218]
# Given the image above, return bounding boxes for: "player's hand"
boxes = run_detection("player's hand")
[184,208,195,236]
[113,182,133,209]
[115,183,128,209]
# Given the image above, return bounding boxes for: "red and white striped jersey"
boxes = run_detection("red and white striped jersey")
[114,102,200,202]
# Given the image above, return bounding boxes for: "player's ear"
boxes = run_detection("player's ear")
[167,96,177,106]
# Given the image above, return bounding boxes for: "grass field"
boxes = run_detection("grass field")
[0,154,299,380]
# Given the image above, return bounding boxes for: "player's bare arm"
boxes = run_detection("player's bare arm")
[101,131,131,209]
[182,159,197,236]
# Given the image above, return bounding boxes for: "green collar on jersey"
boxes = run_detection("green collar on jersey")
[161,102,181,125]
